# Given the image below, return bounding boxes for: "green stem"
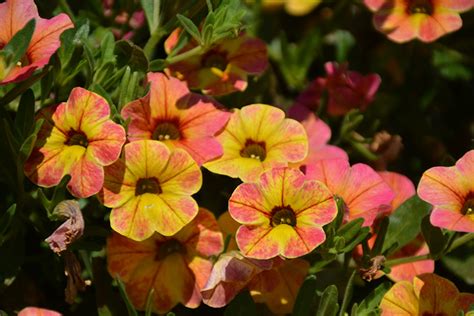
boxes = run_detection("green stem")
[143,30,166,59]
[385,232,474,267]
[165,45,204,65]
[385,254,430,267]
[447,232,474,252]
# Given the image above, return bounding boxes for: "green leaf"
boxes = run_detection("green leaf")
[433,48,471,81]
[293,275,317,316]
[2,19,36,67]
[18,119,43,164]
[115,277,138,316]
[0,204,16,245]
[115,40,149,73]
[149,59,167,71]
[370,216,389,256]
[15,89,35,139]
[383,195,432,254]
[339,270,356,316]
[421,215,448,259]
[324,30,355,63]
[356,282,391,314]
[224,290,257,316]
[316,285,339,316]
[177,14,202,44]
[141,0,161,33]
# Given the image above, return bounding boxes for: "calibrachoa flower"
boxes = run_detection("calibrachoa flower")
[121,72,230,166]
[254,0,322,16]
[294,62,381,116]
[165,29,268,95]
[24,88,126,198]
[305,158,394,226]
[229,167,337,259]
[18,307,61,316]
[99,140,202,241]
[380,273,474,315]
[418,150,474,232]
[365,0,473,43]
[0,0,73,84]
[288,103,348,171]
[107,208,223,313]
[201,250,273,308]
[204,104,308,183]
[249,257,309,314]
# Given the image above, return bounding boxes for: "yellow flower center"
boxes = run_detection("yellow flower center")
[240,140,267,161]
[155,239,185,260]
[461,196,474,216]
[66,130,89,147]
[202,51,228,71]
[135,177,162,196]
[271,206,297,227]
[407,0,433,15]
[152,121,181,141]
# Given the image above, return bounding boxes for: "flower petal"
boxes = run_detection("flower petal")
[159,148,202,195]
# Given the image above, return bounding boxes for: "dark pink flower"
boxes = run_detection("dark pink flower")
[295,62,381,116]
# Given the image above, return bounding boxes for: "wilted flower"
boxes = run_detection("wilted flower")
[204,104,308,182]
[121,72,230,165]
[45,200,84,254]
[380,273,474,315]
[107,208,223,313]
[165,30,268,95]
[201,250,273,308]
[249,257,309,314]
[229,167,337,259]
[418,149,474,232]
[294,62,381,116]
[370,131,404,171]
[24,88,126,198]
[364,0,473,43]
[305,158,394,226]
[99,140,202,241]
[0,0,73,84]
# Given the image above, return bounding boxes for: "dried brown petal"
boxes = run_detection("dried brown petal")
[360,255,386,282]
[45,200,84,254]
[64,251,87,304]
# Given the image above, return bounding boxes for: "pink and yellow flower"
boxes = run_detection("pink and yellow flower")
[418,149,474,232]
[121,72,230,166]
[165,30,268,95]
[0,0,73,84]
[365,0,473,43]
[249,257,309,314]
[294,62,381,116]
[24,87,126,198]
[18,307,61,316]
[99,140,202,241]
[201,250,273,308]
[305,158,394,226]
[380,273,474,315]
[288,103,348,172]
[107,208,223,314]
[204,104,308,183]
[229,167,337,259]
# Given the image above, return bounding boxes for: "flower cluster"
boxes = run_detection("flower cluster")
[8,0,474,314]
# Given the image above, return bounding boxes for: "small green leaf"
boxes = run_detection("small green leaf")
[383,195,432,254]
[115,277,138,316]
[0,204,16,244]
[18,119,43,164]
[224,290,257,316]
[421,215,448,259]
[177,14,202,44]
[115,40,149,73]
[339,270,356,316]
[338,218,364,241]
[149,59,167,72]
[293,275,317,316]
[15,89,35,139]
[2,19,36,66]
[141,0,161,33]
[370,216,389,256]
[316,285,339,316]
[356,282,391,314]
